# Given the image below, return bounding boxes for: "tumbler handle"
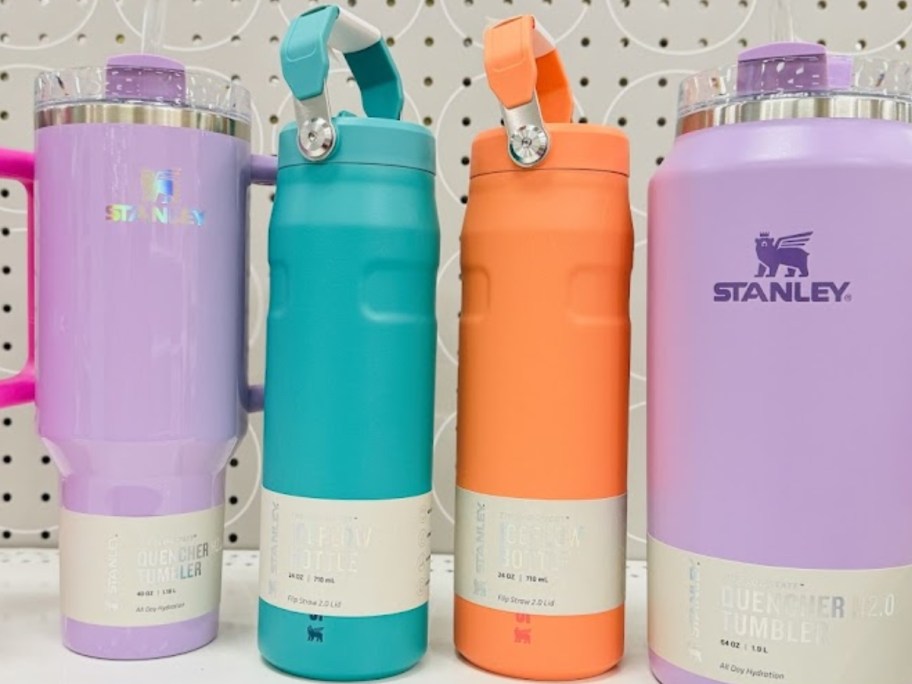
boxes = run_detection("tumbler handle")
[0,149,35,408]
[484,15,573,168]
[244,153,278,414]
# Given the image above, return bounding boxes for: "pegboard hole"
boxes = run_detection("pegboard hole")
[619,77,629,87]
[2,531,10,540]
[857,39,867,50]
[40,531,50,540]
[2,343,10,351]
[462,117,471,126]
[1,455,10,464]
[229,495,239,505]
[3,305,11,313]
[0,72,7,82]
[818,0,827,7]
[40,493,50,502]
[581,37,590,47]
[424,77,433,87]
[657,117,667,127]
[423,116,433,126]
[580,77,590,87]
[858,0,867,8]
[386,37,395,47]
[578,117,589,124]
[899,39,908,50]
[461,156,470,166]
[618,117,628,127]
[229,458,239,467]
[269,114,279,125]
[462,77,472,87]
[41,455,51,465]
[0,189,9,199]
[659,37,669,48]
[2,418,11,427]
[425,36,434,46]
[2,493,11,503]
[656,156,666,166]
[902,0,909,9]
[460,195,468,205]
[463,37,473,47]
[659,77,668,87]
[228,533,238,543]
[115,34,125,44]
[2,267,9,275]
[620,37,630,48]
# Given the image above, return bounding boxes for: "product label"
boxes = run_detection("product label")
[259,489,432,617]
[454,488,626,616]
[59,506,224,627]
[649,537,912,684]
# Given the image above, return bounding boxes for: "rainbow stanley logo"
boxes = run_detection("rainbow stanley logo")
[105,168,205,226]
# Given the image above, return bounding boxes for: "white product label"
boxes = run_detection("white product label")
[649,536,912,684]
[454,488,626,616]
[59,506,224,627]
[259,489,432,617]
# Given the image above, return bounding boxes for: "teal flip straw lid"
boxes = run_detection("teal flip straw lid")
[279,4,435,174]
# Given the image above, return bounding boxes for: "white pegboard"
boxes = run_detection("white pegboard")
[1,0,908,559]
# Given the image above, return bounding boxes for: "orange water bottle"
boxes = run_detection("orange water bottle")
[454,15,633,681]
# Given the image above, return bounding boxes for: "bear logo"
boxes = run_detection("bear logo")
[754,232,812,278]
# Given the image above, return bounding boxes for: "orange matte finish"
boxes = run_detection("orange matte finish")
[454,165,633,680]
[470,124,630,178]
[455,16,633,679]
[484,16,573,122]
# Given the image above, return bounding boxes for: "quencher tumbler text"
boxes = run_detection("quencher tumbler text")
[257,6,439,681]
[454,15,633,681]
[649,43,912,684]
[0,55,275,659]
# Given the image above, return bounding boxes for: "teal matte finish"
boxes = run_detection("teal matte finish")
[259,145,440,679]
[281,5,403,119]
[277,118,436,175]
[280,5,336,102]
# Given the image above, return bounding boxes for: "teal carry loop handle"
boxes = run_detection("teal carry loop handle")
[281,5,404,161]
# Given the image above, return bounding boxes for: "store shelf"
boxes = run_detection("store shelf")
[0,551,652,682]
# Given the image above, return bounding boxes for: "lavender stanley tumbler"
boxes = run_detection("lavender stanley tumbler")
[0,55,276,659]
[649,43,912,683]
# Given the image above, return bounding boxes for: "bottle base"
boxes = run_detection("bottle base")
[454,597,624,680]
[62,610,219,660]
[650,650,725,684]
[258,600,428,681]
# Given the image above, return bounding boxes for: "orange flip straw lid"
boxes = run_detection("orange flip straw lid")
[474,15,628,177]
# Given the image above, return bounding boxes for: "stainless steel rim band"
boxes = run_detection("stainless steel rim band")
[35,103,250,140]
[678,95,912,135]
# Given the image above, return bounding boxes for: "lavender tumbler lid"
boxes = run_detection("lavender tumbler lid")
[677,42,912,135]
[34,55,251,139]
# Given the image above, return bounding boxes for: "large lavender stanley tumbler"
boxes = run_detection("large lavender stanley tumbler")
[649,43,912,684]
[0,55,275,659]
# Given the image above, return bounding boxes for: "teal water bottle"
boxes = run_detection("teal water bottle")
[258,6,439,681]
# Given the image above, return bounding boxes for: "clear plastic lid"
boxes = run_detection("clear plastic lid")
[35,55,251,124]
[679,43,912,118]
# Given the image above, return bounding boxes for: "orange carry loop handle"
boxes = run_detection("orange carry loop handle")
[484,15,573,123]
[484,15,573,166]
